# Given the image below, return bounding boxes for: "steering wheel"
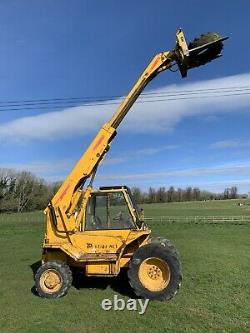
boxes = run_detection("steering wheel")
[94,216,102,229]
[91,216,102,230]
[113,211,123,221]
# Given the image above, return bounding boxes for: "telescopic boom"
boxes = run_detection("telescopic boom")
[49,29,228,222]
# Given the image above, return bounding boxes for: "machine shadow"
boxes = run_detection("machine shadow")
[72,269,138,299]
[30,262,137,299]
[30,261,41,296]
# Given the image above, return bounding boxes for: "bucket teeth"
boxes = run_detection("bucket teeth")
[187,32,225,68]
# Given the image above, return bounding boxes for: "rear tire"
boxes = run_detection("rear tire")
[128,243,182,301]
[35,261,72,298]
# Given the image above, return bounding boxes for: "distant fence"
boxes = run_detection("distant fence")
[145,216,250,225]
[0,213,249,226]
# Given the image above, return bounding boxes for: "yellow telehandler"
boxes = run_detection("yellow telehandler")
[35,29,227,300]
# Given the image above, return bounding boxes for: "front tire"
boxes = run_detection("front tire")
[128,243,182,301]
[35,261,72,298]
[149,237,180,257]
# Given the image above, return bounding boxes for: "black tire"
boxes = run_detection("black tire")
[128,243,182,301]
[149,237,180,257]
[35,261,72,299]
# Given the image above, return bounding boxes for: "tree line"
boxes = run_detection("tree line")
[131,185,245,204]
[0,168,59,213]
[0,168,246,213]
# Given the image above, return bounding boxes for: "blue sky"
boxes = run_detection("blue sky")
[1,0,250,193]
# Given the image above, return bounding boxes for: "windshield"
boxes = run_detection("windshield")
[85,192,136,230]
[125,188,143,228]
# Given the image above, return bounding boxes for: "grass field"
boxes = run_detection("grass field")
[142,198,250,217]
[0,200,249,333]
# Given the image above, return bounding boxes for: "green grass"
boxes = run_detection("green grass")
[0,201,249,333]
[142,198,250,217]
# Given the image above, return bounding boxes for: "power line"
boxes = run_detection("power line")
[0,90,249,113]
[1,86,250,108]
[0,86,249,113]
[0,85,250,105]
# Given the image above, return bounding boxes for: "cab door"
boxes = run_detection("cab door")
[77,191,136,255]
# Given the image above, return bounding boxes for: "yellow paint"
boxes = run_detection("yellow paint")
[138,257,171,292]
[40,269,63,294]
[42,30,194,277]
[86,263,111,275]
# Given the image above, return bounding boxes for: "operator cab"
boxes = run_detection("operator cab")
[85,186,143,230]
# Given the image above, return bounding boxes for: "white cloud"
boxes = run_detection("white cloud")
[211,139,250,149]
[0,144,179,176]
[1,73,250,143]
[98,163,250,181]
[134,145,180,155]
[95,163,250,193]
[0,160,74,176]
[3,159,250,193]
[103,144,180,165]
[103,157,128,165]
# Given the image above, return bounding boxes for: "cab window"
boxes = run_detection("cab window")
[85,192,135,230]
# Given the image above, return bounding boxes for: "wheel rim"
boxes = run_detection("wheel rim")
[138,257,170,292]
[40,269,62,294]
